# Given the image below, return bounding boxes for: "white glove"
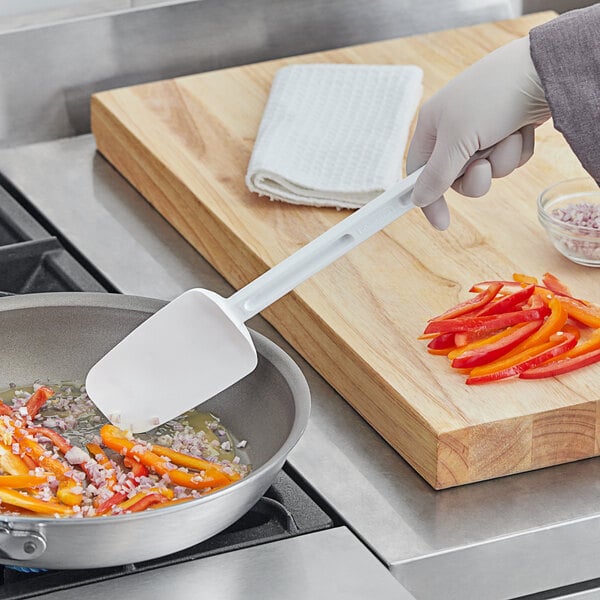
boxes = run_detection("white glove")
[406,36,551,230]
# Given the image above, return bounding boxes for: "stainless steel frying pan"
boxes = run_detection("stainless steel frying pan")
[0,293,310,569]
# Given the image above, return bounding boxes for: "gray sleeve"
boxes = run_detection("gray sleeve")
[529,5,600,183]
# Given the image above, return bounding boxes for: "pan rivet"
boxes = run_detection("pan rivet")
[23,541,37,554]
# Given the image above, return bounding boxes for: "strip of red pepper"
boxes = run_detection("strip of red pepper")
[423,305,550,336]
[427,332,456,351]
[451,320,543,369]
[520,347,600,379]
[466,332,577,385]
[428,283,503,322]
[25,386,55,419]
[475,285,535,316]
[541,272,572,297]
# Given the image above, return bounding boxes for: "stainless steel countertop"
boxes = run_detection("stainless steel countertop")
[1,2,600,599]
[35,527,410,600]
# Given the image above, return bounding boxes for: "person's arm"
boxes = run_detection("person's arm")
[407,6,599,229]
[530,4,600,184]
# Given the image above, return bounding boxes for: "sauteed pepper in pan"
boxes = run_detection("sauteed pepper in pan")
[421,272,600,384]
[0,385,248,517]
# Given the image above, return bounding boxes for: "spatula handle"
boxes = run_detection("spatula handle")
[227,166,424,322]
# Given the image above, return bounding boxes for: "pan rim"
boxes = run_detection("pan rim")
[0,292,311,526]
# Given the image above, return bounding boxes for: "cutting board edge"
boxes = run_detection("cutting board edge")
[435,398,600,489]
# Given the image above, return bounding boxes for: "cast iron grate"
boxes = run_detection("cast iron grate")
[0,186,105,294]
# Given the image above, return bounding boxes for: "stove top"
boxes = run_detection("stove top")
[0,183,334,599]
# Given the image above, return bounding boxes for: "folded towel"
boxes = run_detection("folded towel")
[245,63,423,209]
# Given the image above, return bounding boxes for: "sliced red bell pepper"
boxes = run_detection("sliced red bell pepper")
[96,491,128,515]
[25,386,54,419]
[466,332,577,385]
[422,305,550,336]
[451,320,543,369]
[118,491,165,513]
[520,347,600,379]
[124,456,150,479]
[428,283,502,322]
[427,332,456,351]
[470,281,528,295]
[542,272,572,297]
[476,285,535,316]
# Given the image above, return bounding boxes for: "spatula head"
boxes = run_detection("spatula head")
[85,288,257,433]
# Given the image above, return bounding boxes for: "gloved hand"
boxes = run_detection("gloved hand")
[406,36,551,230]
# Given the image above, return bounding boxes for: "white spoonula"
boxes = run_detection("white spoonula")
[86,166,425,432]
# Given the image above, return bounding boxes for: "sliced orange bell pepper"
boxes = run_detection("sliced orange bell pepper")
[100,425,231,490]
[86,443,118,491]
[0,475,48,488]
[557,297,600,328]
[0,419,84,506]
[513,273,538,285]
[151,444,239,481]
[17,436,71,480]
[510,296,567,354]
[466,332,577,384]
[567,328,600,357]
[0,488,73,516]
[57,479,83,507]
[0,442,31,476]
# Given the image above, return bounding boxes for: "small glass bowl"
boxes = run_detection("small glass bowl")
[538,177,600,267]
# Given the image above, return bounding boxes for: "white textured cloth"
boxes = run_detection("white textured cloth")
[245,63,423,209]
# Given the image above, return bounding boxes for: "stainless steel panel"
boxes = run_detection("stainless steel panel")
[34,527,414,600]
[0,0,515,147]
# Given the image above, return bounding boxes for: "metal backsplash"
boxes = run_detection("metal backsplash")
[0,0,516,148]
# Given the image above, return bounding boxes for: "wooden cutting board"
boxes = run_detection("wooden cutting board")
[90,12,600,489]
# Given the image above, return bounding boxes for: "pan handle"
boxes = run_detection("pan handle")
[0,524,46,560]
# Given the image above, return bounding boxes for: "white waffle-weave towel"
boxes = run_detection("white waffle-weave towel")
[245,63,423,209]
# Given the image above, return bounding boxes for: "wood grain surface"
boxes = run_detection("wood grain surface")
[91,12,600,489]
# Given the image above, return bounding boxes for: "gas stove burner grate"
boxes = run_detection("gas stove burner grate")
[0,186,105,295]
